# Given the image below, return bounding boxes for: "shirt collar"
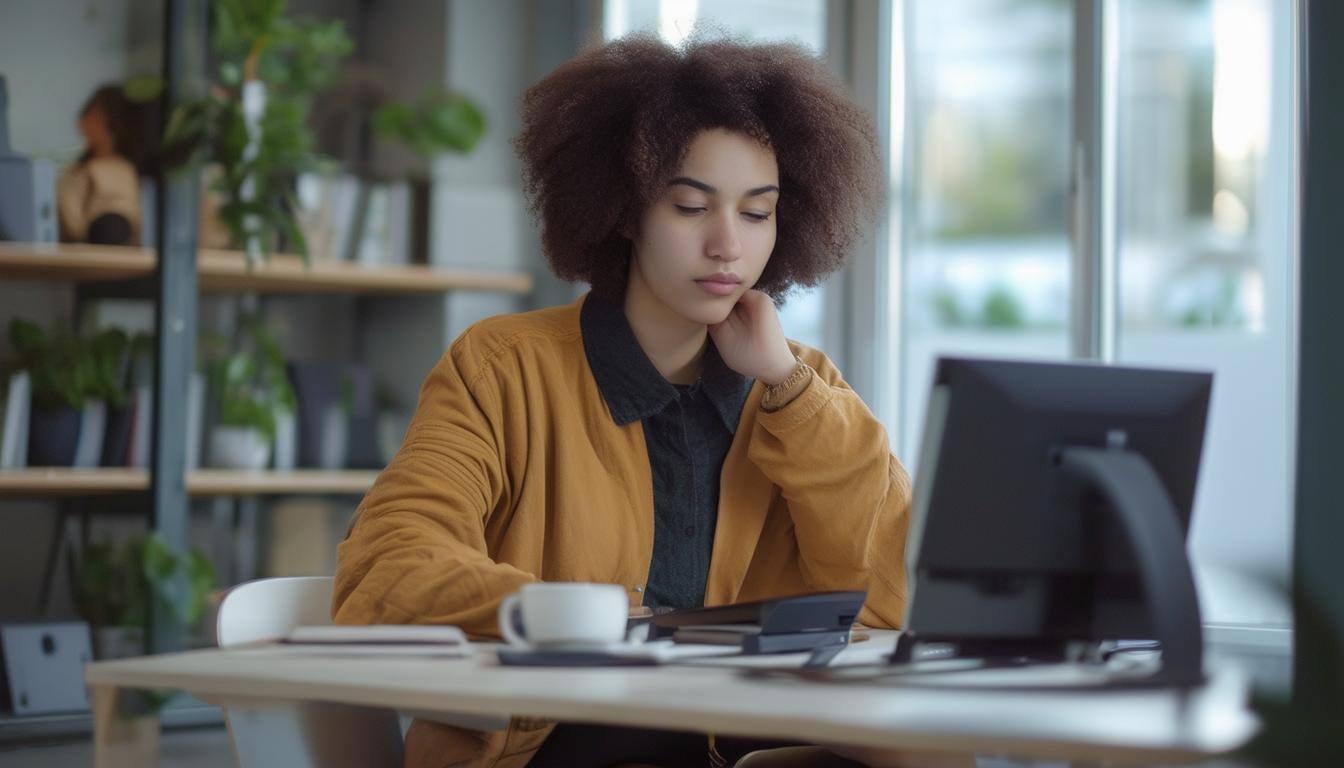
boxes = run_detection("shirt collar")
[581,293,752,431]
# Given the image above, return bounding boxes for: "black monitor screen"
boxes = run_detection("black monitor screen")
[903,356,1212,645]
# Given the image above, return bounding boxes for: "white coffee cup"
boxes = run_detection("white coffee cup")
[497,582,629,648]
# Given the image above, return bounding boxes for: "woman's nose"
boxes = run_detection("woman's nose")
[706,212,742,261]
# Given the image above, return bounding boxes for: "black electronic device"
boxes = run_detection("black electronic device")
[897,357,1212,687]
[649,590,865,654]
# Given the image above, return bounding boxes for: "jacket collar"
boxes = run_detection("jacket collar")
[580,293,752,431]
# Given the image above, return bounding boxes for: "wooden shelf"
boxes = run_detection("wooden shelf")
[0,243,533,295]
[188,468,380,496]
[0,243,156,281]
[0,468,380,497]
[0,467,150,496]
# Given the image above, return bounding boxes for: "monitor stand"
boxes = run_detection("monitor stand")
[892,446,1205,688]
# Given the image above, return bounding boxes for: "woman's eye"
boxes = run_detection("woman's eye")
[674,205,706,215]
[742,211,772,222]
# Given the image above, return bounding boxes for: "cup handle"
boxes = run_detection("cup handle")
[497,594,526,646]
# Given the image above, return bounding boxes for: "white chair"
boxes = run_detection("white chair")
[213,576,405,768]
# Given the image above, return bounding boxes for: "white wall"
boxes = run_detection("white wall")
[426,0,534,277]
[0,0,161,162]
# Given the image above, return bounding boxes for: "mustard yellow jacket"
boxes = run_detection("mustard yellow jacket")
[333,294,912,767]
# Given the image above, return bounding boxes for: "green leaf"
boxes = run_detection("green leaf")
[9,318,47,357]
[373,91,486,158]
[422,94,486,154]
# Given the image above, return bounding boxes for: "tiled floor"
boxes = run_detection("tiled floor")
[0,725,235,767]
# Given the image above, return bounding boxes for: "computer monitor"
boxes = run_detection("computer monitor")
[898,356,1213,686]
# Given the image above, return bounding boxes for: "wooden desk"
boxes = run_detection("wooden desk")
[84,633,1257,766]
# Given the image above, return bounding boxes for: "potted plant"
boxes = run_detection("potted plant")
[8,319,129,466]
[9,319,85,466]
[163,0,353,266]
[205,316,296,470]
[70,533,216,763]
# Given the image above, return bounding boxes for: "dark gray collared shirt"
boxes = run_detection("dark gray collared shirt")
[581,295,753,610]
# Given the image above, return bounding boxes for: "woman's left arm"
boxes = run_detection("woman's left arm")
[746,355,913,629]
[711,290,912,628]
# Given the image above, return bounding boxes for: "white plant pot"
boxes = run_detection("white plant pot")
[209,426,272,470]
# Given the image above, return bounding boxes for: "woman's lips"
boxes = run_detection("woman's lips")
[695,279,739,296]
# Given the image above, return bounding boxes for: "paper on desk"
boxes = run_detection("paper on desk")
[674,640,893,668]
[607,641,740,662]
[230,642,474,658]
[228,624,474,658]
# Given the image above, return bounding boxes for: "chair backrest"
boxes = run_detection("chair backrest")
[216,576,335,647]
[213,576,407,768]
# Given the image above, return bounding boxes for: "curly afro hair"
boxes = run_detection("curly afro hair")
[514,33,883,301]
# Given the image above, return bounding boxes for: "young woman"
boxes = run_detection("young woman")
[334,34,911,768]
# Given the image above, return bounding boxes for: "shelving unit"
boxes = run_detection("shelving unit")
[0,0,544,748]
[0,242,534,295]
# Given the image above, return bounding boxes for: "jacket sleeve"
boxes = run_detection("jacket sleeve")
[746,352,912,629]
[331,332,536,636]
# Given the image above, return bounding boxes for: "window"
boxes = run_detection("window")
[890,0,1297,628]
[1112,0,1294,625]
[896,0,1074,463]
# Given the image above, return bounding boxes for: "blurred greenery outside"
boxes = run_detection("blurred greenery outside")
[914,0,1260,333]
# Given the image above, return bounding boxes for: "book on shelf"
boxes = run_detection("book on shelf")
[0,370,30,469]
[408,176,431,265]
[127,383,152,469]
[354,182,413,266]
[385,180,411,266]
[71,401,106,468]
[289,360,376,469]
[296,172,426,266]
[295,171,363,262]
[124,371,203,470]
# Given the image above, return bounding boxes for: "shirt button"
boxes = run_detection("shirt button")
[634,585,644,593]
[684,526,694,537]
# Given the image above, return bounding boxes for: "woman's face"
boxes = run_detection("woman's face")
[627,129,780,326]
[78,104,115,159]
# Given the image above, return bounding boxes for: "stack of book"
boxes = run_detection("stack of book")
[296,172,430,266]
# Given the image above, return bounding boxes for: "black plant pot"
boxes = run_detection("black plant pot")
[101,405,134,466]
[29,406,81,467]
